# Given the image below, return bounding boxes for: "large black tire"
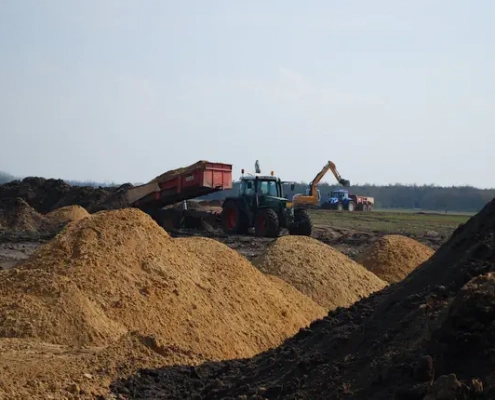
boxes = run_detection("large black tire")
[289,209,312,236]
[221,200,249,234]
[347,201,355,212]
[254,208,280,238]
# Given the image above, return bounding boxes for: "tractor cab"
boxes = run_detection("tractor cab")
[240,176,280,197]
[329,189,350,203]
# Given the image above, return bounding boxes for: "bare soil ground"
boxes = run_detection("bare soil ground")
[0,210,468,271]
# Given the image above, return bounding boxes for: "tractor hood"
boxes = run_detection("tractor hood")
[328,197,339,204]
[261,195,289,207]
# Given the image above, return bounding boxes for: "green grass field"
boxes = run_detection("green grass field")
[308,209,470,238]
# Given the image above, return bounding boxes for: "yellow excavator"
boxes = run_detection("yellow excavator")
[292,161,350,208]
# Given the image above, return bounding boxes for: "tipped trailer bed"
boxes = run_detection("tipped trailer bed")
[128,161,233,229]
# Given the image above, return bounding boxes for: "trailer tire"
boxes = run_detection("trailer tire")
[254,209,280,238]
[289,209,312,236]
[363,204,368,212]
[221,200,248,234]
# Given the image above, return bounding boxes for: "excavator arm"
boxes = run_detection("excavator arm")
[292,160,350,208]
[308,161,350,196]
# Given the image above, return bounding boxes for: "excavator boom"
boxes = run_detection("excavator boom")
[292,160,350,208]
[309,161,350,195]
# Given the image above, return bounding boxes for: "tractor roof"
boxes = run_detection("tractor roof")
[241,174,279,181]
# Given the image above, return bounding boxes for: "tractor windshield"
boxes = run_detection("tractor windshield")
[331,191,346,199]
[258,180,280,197]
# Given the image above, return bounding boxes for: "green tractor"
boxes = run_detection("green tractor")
[220,168,312,238]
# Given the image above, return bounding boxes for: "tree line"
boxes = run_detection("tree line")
[1,171,493,213]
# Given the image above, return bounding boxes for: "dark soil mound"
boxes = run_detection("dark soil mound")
[0,178,131,213]
[111,198,495,399]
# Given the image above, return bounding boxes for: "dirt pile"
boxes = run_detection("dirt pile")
[0,177,131,213]
[253,236,387,310]
[110,198,495,399]
[0,198,55,232]
[0,208,324,356]
[45,205,90,225]
[358,234,435,283]
[151,160,208,183]
[0,332,204,400]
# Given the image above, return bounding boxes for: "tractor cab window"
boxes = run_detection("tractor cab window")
[240,180,255,196]
[258,180,279,197]
[332,191,346,199]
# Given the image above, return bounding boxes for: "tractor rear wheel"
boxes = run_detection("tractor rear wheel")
[347,201,355,212]
[221,200,248,234]
[254,209,280,238]
[288,209,312,236]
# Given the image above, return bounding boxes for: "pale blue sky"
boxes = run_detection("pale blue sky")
[1,1,493,187]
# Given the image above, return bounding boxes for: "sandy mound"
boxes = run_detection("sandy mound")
[0,209,324,361]
[45,205,90,224]
[253,236,387,310]
[0,333,204,400]
[357,235,434,283]
[176,237,326,339]
[0,198,53,232]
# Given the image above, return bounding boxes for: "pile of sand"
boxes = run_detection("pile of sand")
[45,205,90,225]
[357,234,435,283]
[253,236,387,310]
[0,333,203,400]
[0,198,52,232]
[0,208,325,359]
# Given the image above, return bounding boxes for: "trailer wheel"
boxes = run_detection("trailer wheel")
[221,200,248,234]
[254,209,280,238]
[289,209,312,236]
[363,204,368,212]
[347,201,355,212]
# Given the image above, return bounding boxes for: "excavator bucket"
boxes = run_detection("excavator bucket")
[339,178,351,187]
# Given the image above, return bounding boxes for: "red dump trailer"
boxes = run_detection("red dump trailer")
[349,195,374,211]
[128,161,233,230]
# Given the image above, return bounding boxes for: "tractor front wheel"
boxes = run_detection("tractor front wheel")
[288,209,312,236]
[254,209,280,238]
